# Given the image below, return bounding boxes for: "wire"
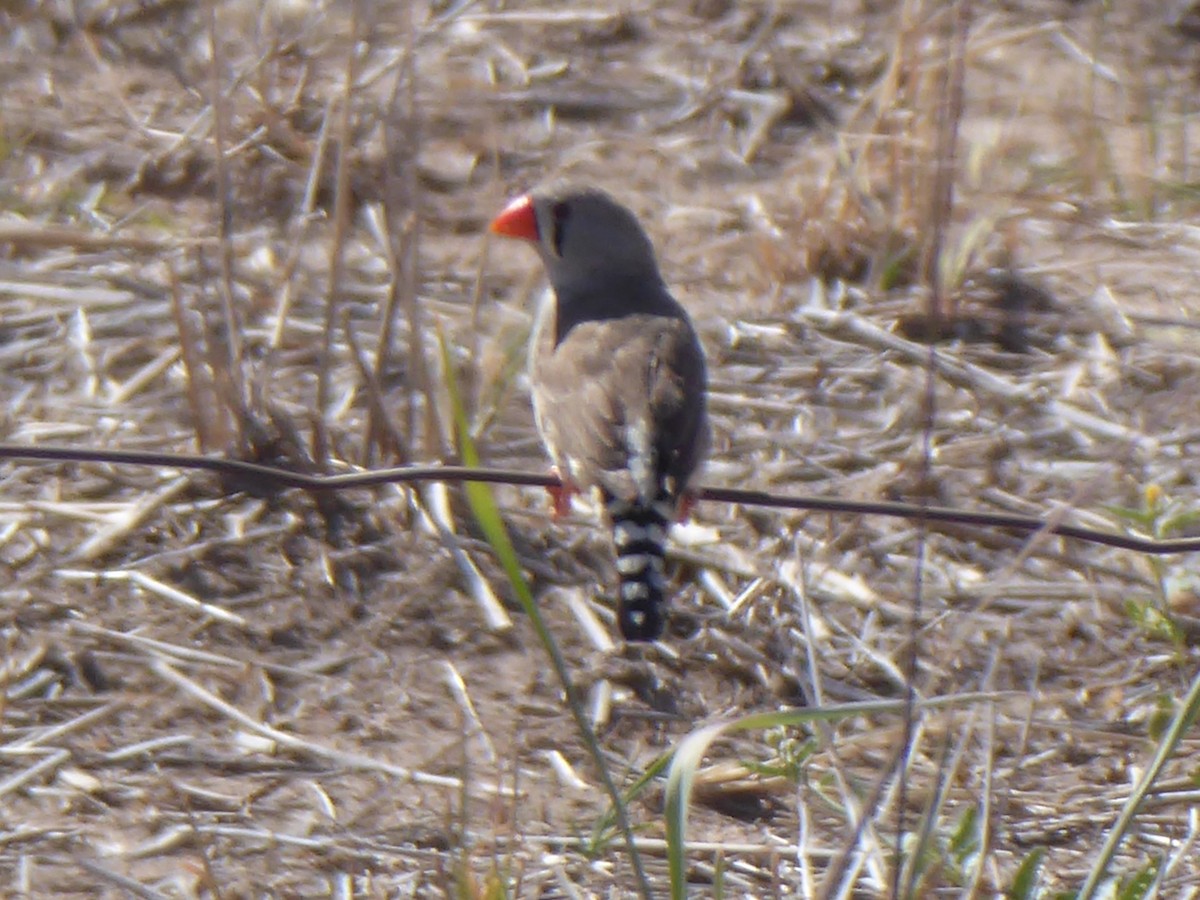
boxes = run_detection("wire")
[1,442,1194,555]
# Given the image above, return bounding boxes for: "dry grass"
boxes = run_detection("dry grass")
[4,0,1200,896]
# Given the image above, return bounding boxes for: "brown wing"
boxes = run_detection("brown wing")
[530,302,708,506]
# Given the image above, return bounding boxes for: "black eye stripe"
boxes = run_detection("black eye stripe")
[551,201,570,256]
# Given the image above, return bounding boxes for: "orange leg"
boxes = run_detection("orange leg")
[547,467,579,520]
[677,492,698,523]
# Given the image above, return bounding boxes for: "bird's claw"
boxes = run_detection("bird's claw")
[547,468,578,520]
[677,492,697,523]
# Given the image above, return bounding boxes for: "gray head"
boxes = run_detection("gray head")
[490,187,664,295]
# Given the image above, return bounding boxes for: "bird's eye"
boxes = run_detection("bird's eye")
[550,201,570,257]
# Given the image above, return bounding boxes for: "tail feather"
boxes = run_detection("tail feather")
[607,496,673,641]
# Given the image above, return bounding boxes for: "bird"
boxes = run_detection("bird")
[489,186,709,641]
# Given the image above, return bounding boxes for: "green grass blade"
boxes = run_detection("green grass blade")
[1076,666,1200,899]
[1006,847,1044,900]
[435,327,652,899]
[664,695,1001,900]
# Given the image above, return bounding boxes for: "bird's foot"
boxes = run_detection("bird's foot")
[547,467,578,520]
[676,491,698,523]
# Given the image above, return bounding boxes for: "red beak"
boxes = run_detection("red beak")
[489,194,539,241]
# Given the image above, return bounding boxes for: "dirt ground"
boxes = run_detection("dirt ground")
[4,0,1200,896]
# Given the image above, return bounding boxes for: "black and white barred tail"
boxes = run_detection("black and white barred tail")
[607,495,676,641]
